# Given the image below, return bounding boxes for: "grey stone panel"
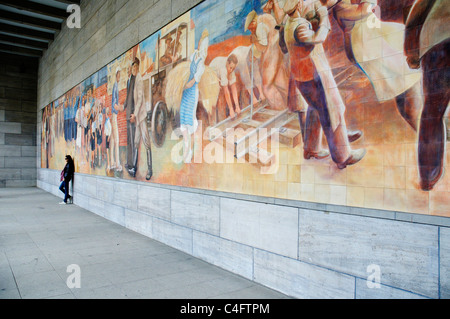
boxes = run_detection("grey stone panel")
[355,278,428,299]
[0,145,21,157]
[440,227,450,299]
[0,123,21,134]
[112,180,138,211]
[220,197,299,259]
[152,218,193,255]
[137,184,171,220]
[4,134,35,147]
[5,179,36,188]
[171,190,220,235]
[21,146,37,157]
[298,209,439,298]
[254,249,355,299]
[4,157,35,169]
[192,231,254,280]
[104,202,125,226]
[96,178,115,203]
[125,208,153,238]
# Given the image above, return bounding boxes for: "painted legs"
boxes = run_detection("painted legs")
[297,76,366,168]
[418,40,449,191]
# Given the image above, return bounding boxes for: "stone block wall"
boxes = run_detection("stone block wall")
[0,53,38,188]
[37,169,450,298]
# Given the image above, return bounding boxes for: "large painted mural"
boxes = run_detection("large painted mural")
[41,0,450,216]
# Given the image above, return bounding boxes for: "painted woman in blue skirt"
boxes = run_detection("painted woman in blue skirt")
[179,29,209,163]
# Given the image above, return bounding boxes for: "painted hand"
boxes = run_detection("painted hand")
[296,25,315,44]
[406,56,421,70]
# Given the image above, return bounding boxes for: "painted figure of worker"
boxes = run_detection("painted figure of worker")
[122,58,137,172]
[231,45,266,105]
[282,0,366,168]
[245,9,289,110]
[179,30,209,163]
[404,0,449,191]
[209,54,241,121]
[127,57,153,181]
[110,67,123,172]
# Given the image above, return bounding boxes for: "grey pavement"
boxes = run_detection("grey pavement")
[0,187,290,299]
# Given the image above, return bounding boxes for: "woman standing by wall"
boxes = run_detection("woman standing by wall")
[59,155,75,205]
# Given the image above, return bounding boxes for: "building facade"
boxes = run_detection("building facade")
[35,0,450,298]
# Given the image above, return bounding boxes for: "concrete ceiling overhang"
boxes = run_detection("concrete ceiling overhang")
[0,0,80,58]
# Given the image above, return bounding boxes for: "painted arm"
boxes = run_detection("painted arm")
[334,1,375,21]
[223,85,233,111]
[251,34,267,54]
[112,85,122,112]
[405,0,434,30]
[404,0,436,68]
[296,5,331,44]
[271,0,286,25]
[314,5,331,43]
[320,0,340,8]
[231,83,240,112]
[278,25,288,54]
[185,57,205,90]
[184,78,196,90]
[133,78,145,123]
[122,79,130,111]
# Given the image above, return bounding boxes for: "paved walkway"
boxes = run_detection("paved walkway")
[0,188,290,299]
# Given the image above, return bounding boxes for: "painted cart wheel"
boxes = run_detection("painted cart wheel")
[150,101,168,148]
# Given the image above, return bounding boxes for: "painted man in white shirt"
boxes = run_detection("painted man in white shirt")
[245,9,289,110]
[209,54,241,121]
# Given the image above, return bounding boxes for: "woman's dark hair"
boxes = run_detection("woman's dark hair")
[65,155,74,167]
[65,155,75,188]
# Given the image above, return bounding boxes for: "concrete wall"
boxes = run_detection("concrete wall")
[0,53,38,188]
[36,0,450,298]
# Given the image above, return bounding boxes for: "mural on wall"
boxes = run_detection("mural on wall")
[41,0,450,216]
